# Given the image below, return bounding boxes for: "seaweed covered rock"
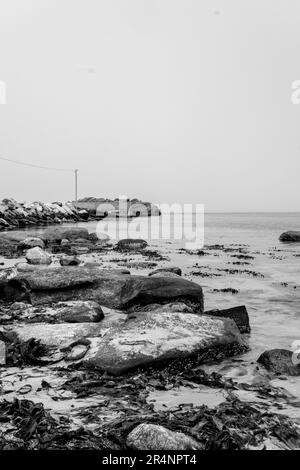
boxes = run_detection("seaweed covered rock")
[257,349,300,376]
[116,239,148,251]
[127,423,201,450]
[279,231,300,242]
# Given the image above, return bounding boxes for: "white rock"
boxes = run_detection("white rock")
[127,424,202,450]
[26,247,52,265]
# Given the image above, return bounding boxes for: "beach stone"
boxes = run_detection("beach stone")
[18,237,45,250]
[204,306,250,334]
[60,239,71,248]
[116,238,148,251]
[279,231,300,242]
[127,424,201,450]
[59,255,80,266]
[149,267,182,277]
[2,267,204,312]
[257,349,300,376]
[43,227,90,243]
[25,247,52,265]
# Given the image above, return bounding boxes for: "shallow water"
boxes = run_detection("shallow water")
[1,212,300,418]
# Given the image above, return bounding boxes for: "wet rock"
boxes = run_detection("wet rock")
[279,231,300,242]
[2,267,204,312]
[257,349,300,376]
[25,247,52,265]
[59,255,80,266]
[204,306,250,334]
[149,267,182,277]
[116,239,148,251]
[43,227,90,243]
[127,423,201,450]
[81,312,246,374]
[18,237,45,250]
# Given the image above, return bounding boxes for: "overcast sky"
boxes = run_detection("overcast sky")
[0,0,299,211]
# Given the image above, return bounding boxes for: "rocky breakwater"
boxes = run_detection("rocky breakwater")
[0,198,89,231]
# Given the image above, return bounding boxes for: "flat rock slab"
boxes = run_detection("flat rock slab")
[82,312,246,374]
[2,267,204,312]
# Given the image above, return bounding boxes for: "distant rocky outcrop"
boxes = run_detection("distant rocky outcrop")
[0,196,160,231]
[74,196,161,217]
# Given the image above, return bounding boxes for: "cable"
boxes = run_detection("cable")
[0,156,75,172]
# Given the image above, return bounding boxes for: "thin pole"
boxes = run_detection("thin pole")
[75,169,78,208]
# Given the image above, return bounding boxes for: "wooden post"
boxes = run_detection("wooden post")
[75,169,78,209]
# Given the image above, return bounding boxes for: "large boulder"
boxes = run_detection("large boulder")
[1,267,204,312]
[25,247,52,265]
[78,312,246,374]
[279,231,300,242]
[257,349,300,376]
[204,306,250,334]
[18,237,45,250]
[43,227,90,243]
[116,239,148,251]
[127,424,201,450]
[3,312,246,374]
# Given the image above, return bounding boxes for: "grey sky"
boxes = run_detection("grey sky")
[0,0,299,211]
